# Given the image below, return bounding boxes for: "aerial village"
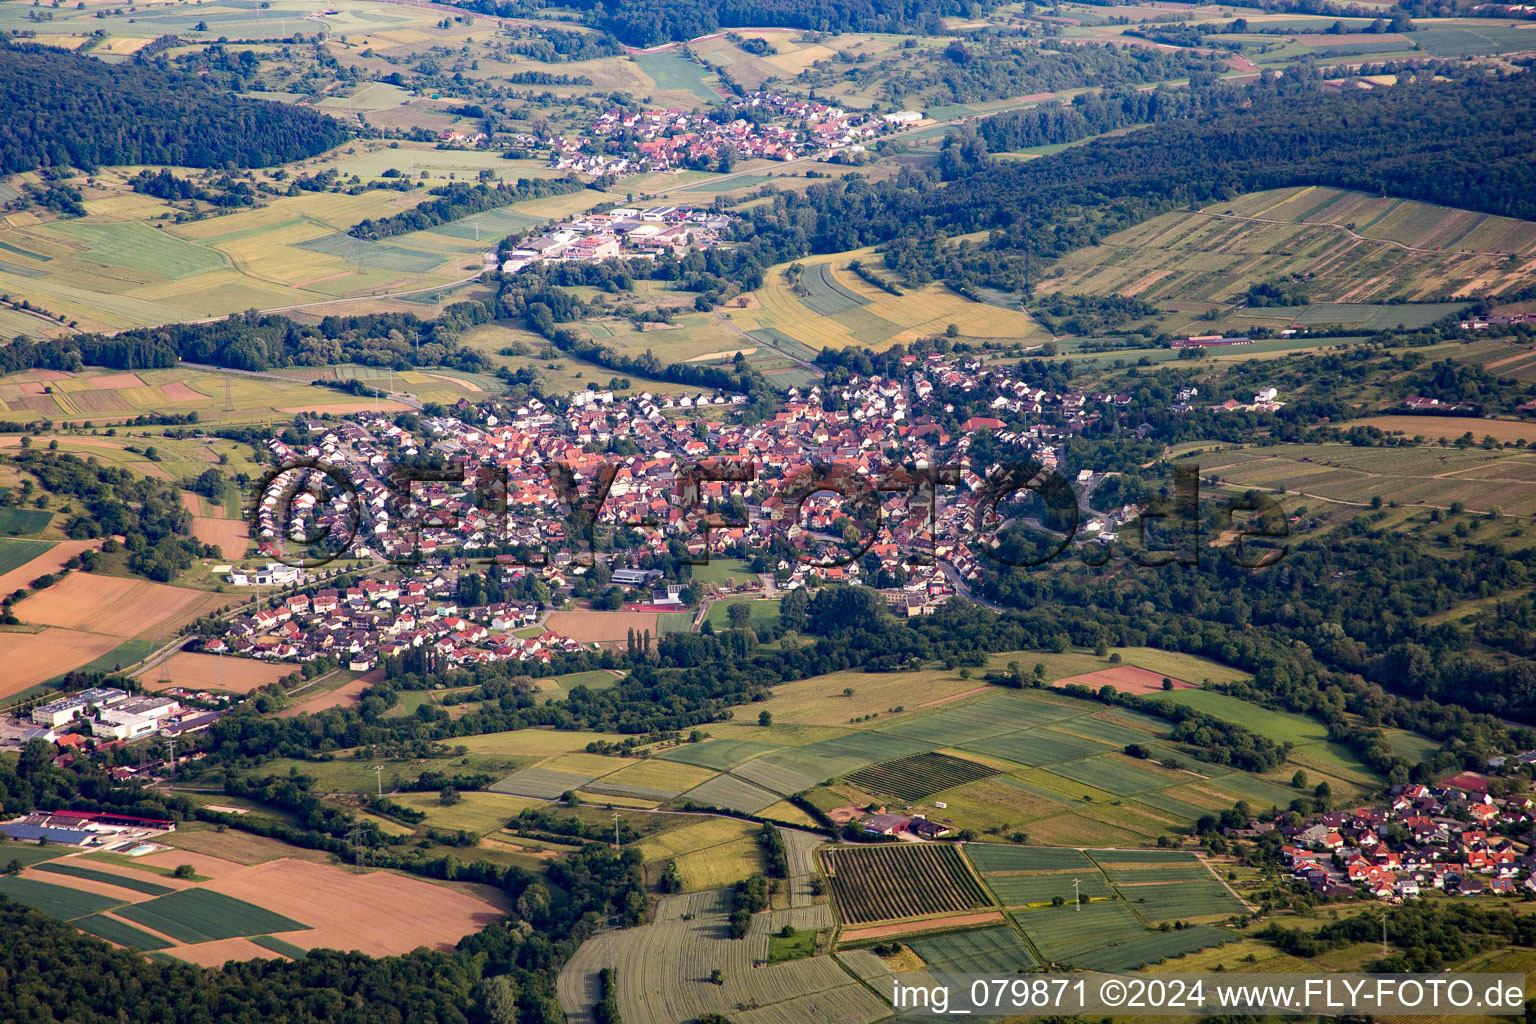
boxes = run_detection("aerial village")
[1271,770,1536,902]
[545,91,919,177]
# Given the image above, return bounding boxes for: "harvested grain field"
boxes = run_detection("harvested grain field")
[132,851,249,879]
[206,859,504,956]
[138,652,292,693]
[1053,665,1193,695]
[167,936,292,966]
[157,828,336,868]
[1336,416,1536,445]
[0,539,105,596]
[190,515,248,555]
[0,626,124,696]
[544,610,659,644]
[14,573,234,637]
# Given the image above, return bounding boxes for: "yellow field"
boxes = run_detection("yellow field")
[633,817,760,862]
[456,729,621,758]
[673,836,767,891]
[744,248,1045,351]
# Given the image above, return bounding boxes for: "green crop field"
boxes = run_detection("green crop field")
[75,913,175,950]
[249,934,311,959]
[798,264,871,316]
[43,221,229,279]
[0,537,52,570]
[0,876,125,920]
[32,862,175,896]
[678,772,780,814]
[0,509,53,536]
[909,925,1039,973]
[965,846,1095,873]
[116,889,309,944]
[1149,690,1329,745]
[845,752,1000,801]
[823,843,992,925]
[984,869,1113,907]
[634,52,723,104]
[957,727,1119,766]
[730,755,821,796]
[1118,880,1248,922]
[657,738,781,770]
[1015,899,1147,963]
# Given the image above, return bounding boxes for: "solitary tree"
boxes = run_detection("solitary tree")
[758,710,772,727]
[727,603,751,629]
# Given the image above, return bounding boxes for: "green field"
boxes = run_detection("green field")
[634,52,723,104]
[0,509,53,537]
[249,934,311,959]
[42,220,228,279]
[0,536,52,572]
[909,925,1039,973]
[75,913,175,950]
[32,862,176,896]
[115,888,310,943]
[845,752,1000,801]
[0,876,125,919]
[657,738,780,770]
[704,598,780,628]
[1148,690,1329,745]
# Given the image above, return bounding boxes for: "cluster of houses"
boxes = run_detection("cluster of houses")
[547,92,913,177]
[211,573,585,669]
[499,206,735,275]
[1271,774,1536,902]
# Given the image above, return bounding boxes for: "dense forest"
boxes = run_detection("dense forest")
[349,176,585,241]
[0,44,347,173]
[0,310,492,376]
[451,0,989,46]
[845,37,1227,107]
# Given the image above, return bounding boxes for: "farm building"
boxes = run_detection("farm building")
[0,822,93,845]
[909,816,952,839]
[862,813,910,835]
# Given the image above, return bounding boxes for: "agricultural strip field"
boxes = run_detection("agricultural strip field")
[31,862,175,896]
[0,876,127,920]
[1178,442,1536,516]
[1038,186,1536,314]
[75,914,174,950]
[557,891,889,1024]
[908,924,1040,973]
[114,888,309,943]
[961,846,1247,930]
[845,752,1000,801]
[822,844,991,925]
